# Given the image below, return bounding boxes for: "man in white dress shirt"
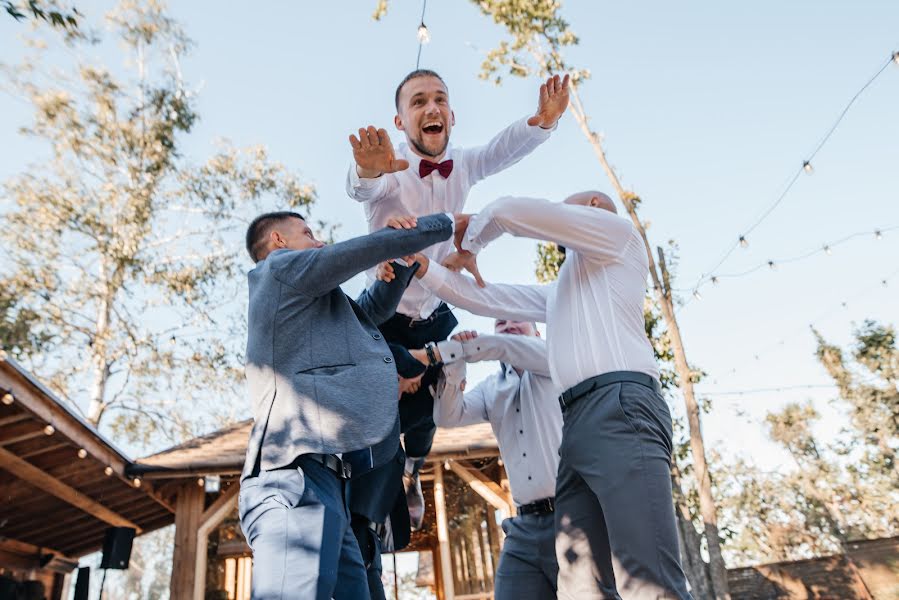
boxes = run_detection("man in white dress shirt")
[414,320,562,600]
[345,69,569,528]
[417,195,693,599]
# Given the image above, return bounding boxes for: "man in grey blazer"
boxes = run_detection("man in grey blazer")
[239,210,456,599]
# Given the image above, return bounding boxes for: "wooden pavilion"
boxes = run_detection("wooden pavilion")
[131,418,512,600]
[0,354,173,598]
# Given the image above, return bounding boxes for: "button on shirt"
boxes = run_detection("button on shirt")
[434,334,562,506]
[346,118,554,319]
[419,196,659,392]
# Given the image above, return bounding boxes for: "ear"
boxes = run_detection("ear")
[394,114,404,131]
[451,110,456,127]
[535,329,541,338]
[589,196,602,208]
[270,229,285,249]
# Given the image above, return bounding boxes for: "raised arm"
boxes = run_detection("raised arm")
[433,361,491,428]
[354,260,419,325]
[345,126,407,203]
[463,196,633,263]
[465,74,569,185]
[417,260,548,323]
[437,334,551,378]
[271,214,452,298]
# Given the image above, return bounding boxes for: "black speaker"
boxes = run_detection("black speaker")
[73,567,90,600]
[99,527,135,569]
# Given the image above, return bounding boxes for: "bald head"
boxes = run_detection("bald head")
[563,190,617,213]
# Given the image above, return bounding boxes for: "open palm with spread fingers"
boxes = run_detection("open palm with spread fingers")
[527,73,570,128]
[349,126,410,177]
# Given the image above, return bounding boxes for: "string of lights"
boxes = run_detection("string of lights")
[712,262,899,377]
[678,224,897,299]
[688,51,899,293]
[415,0,430,69]
[696,383,835,397]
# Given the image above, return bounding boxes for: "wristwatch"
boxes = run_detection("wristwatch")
[424,342,442,367]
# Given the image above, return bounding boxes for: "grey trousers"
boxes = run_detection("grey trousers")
[239,457,369,600]
[554,381,693,600]
[494,512,558,600]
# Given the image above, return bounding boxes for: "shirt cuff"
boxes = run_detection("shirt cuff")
[419,259,449,291]
[436,340,464,364]
[461,211,487,254]
[442,360,466,386]
[347,163,383,190]
[444,212,455,237]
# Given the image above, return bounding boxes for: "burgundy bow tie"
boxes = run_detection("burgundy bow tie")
[419,159,454,179]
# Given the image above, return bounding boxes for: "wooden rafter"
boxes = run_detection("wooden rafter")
[0,446,140,531]
[446,460,511,518]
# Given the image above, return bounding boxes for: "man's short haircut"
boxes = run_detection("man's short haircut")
[245,211,304,263]
[395,69,447,111]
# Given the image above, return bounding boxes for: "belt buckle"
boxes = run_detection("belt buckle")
[340,459,352,479]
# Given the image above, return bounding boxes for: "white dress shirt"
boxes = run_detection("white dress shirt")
[434,334,562,506]
[419,196,659,391]
[346,118,554,319]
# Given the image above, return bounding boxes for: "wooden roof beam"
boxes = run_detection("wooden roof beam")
[0,446,140,531]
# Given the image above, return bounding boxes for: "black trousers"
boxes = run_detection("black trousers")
[379,303,457,458]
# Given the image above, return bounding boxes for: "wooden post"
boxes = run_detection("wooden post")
[170,481,204,599]
[193,483,240,600]
[434,465,455,600]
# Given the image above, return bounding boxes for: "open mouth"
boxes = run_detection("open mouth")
[421,121,444,135]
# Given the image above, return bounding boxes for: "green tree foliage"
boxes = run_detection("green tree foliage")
[717,323,899,566]
[0,0,318,447]
[3,0,82,36]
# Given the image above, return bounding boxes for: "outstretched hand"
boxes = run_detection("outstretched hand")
[451,330,479,343]
[349,126,410,178]
[527,73,570,129]
[443,251,485,288]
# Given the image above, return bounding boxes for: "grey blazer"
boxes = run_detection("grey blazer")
[242,213,453,479]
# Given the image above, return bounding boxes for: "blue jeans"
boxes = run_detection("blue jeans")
[239,456,369,599]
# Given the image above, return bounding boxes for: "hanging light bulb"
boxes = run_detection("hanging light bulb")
[77,448,88,459]
[874,230,882,240]
[893,51,899,65]
[803,161,813,174]
[882,280,888,287]
[132,477,142,488]
[169,335,176,345]
[739,235,749,248]
[104,466,114,476]
[197,477,205,487]
[692,289,703,301]
[43,424,55,436]
[711,276,719,285]
[768,260,776,270]
[1,391,13,405]
[823,245,832,255]
[417,23,430,44]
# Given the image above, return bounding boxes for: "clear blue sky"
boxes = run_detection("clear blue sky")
[2,1,898,469]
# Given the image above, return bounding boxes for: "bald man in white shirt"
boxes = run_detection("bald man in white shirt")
[412,194,693,600]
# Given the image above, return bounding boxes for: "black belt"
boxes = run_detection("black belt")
[518,497,555,516]
[559,371,661,412]
[305,453,352,479]
[389,303,452,329]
